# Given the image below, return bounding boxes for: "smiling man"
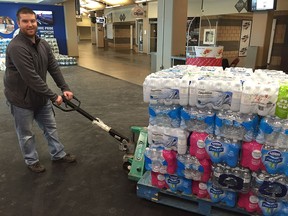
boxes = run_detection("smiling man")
[4,7,76,173]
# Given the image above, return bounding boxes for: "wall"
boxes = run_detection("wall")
[63,0,78,57]
[271,11,288,71]
[104,5,140,50]
[199,14,253,67]
[77,16,91,41]
[112,23,133,49]
[0,2,68,55]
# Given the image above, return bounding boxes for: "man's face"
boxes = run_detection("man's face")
[17,13,37,37]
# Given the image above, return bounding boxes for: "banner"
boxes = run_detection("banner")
[186,46,224,66]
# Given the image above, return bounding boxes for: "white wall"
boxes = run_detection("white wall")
[148,0,288,18]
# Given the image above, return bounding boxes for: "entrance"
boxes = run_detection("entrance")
[136,20,143,53]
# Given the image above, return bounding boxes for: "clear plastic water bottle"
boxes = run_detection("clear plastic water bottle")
[243,170,252,193]
[276,120,288,151]
[189,79,197,106]
[240,85,253,114]
[258,86,272,116]
[143,76,151,103]
[177,129,188,155]
[150,77,163,104]
[212,164,224,184]
[252,172,266,194]
[252,84,261,113]
[196,79,209,109]
[231,81,242,112]
[179,78,189,106]
[264,116,283,148]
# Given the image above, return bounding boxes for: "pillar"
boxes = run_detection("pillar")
[249,11,274,68]
[63,0,79,57]
[156,0,188,70]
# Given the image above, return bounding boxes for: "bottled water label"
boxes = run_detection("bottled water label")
[261,148,288,176]
[197,89,232,110]
[150,88,180,103]
[275,83,288,119]
[212,164,251,193]
[252,171,288,201]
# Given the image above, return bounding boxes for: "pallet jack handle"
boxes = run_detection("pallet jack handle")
[53,96,131,152]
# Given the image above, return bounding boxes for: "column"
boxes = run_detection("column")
[63,0,79,57]
[249,11,274,68]
[156,0,188,70]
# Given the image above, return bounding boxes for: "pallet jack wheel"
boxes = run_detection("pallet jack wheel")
[122,161,132,172]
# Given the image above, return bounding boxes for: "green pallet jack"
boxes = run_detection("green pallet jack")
[125,126,148,181]
[54,96,147,181]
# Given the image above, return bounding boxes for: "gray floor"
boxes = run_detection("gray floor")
[0,66,198,216]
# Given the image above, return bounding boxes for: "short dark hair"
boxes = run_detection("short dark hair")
[16,7,36,21]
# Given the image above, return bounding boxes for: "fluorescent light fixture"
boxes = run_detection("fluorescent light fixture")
[82,0,105,10]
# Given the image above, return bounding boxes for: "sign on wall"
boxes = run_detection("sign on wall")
[131,5,145,18]
[239,20,252,57]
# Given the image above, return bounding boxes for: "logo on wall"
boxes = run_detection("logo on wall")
[235,0,246,13]
[131,5,145,18]
[119,14,126,22]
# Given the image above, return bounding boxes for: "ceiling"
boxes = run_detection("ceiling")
[0,0,149,14]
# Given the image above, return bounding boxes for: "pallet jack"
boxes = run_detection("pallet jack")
[53,96,147,181]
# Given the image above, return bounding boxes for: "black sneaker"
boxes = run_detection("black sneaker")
[28,162,46,173]
[54,154,76,163]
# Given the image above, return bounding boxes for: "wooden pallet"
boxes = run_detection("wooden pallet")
[137,171,251,216]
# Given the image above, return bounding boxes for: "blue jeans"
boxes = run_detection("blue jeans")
[9,102,66,165]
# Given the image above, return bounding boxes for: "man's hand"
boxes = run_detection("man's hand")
[55,95,63,105]
[63,91,73,100]
[54,91,73,105]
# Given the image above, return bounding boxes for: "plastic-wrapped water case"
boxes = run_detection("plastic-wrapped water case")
[237,191,262,214]
[258,198,288,216]
[275,82,288,119]
[148,125,189,153]
[256,116,288,150]
[151,172,193,195]
[176,154,212,182]
[211,164,251,193]
[180,106,215,134]
[215,110,258,142]
[251,171,288,201]
[149,104,181,128]
[189,131,210,161]
[165,173,193,195]
[144,148,177,174]
[206,181,237,207]
[240,140,264,172]
[205,135,241,167]
[192,181,209,199]
[261,147,288,176]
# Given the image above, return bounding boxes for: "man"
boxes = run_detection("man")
[4,7,76,173]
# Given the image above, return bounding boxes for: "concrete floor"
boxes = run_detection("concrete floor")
[77,41,151,86]
[0,48,201,215]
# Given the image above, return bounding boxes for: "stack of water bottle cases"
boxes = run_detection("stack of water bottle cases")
[143,65,288,216]
[0,37,76,72]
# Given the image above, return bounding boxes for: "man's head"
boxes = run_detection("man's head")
[16,7,37,38]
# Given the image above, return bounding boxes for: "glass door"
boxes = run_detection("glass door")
[136,20,143,53]
[150,21,157,53]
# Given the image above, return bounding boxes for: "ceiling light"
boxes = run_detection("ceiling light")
[103,0,134,6]
[82,0,106,10]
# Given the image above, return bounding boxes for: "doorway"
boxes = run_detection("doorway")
[136,20,143,53]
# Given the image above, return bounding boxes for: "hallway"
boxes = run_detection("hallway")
[77,41,151,86]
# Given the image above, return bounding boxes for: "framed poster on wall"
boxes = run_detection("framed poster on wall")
[203,29,215,45]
